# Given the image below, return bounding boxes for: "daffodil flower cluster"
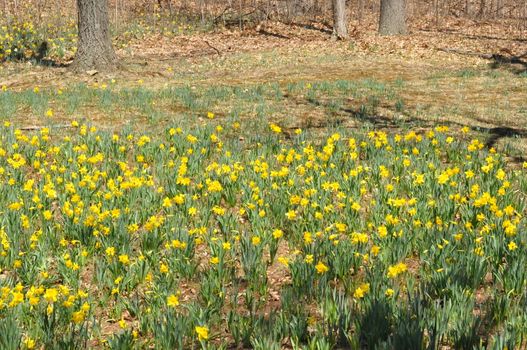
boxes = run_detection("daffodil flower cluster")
[0,120,525,348]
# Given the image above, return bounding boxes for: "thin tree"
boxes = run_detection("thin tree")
[379,0,407,35]
[332,0,348,39]
[479,0,486,17]
[71,0,118,72]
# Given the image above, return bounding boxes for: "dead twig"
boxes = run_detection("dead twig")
[20,124,73,131]
[203,39,221,55]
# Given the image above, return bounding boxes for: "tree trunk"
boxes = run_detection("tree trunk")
[379,0,407,35]
[358,0,364,23]
[496,0,502,17]
[479,0,486,17]
[71,0,118,72]
[332,0,348,39]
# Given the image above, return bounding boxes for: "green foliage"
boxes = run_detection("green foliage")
[0,21,46,61]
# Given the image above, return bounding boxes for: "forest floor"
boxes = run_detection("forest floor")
[0,17,526,160]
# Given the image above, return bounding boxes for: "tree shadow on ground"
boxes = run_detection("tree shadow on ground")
[256,28,290,39]
[308,96,527,164]
[436,46,527,74]
[4,41,70,69]
[347,107,527,163]
[488,53,527,74]
[420,28,527,43]
[37,59,70,68]
[289,21,333,35]
[353,293,494,350]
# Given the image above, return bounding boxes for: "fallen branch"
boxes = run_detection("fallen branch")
[203,39,221,56]
[20,124,73,131]
[437,48,493,58]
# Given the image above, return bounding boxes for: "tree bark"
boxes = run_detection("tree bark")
[332,0,348,39]
[71,0,118,72]
[379,0,407,35]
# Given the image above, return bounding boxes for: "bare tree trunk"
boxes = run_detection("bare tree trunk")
[332,0,348,39]
[312,0,318,21]
[71,0,118,72]
[114,0,119,30]
[496,0,503,17]
[3,0,8,21]
[379,0,407,35]
[168,0,173,16]
[358,0,364,23]
[434,0,439,28]
[523,0,527,29]
[479,0,486,17]
[200,0,205,24]
[239,0,243,30]
[489,0,494,17]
